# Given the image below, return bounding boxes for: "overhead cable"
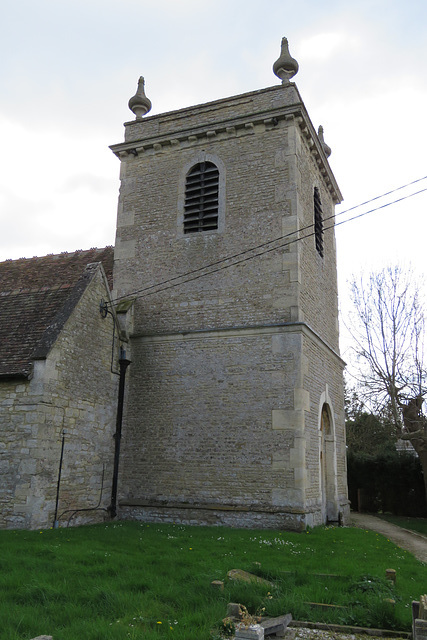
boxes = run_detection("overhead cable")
[107,177,427,305]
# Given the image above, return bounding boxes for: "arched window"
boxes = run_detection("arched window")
[314,187,324,257]
[183,162,219,234]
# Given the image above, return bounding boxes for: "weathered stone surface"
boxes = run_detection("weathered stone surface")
[113,75,348,531]
[30,636,53,640]
[227,569,273,586]
[386,568,396,583]
[415,619,427,640]
[1,49,349,534]
[260,613,292,637]
[0,258,119,530]
[235,623,265,639]
[227,602,243,619]
[211,579,224,590]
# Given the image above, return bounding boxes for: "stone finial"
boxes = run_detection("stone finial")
[273,37,299,84]
[318,126,332,158]
[128,76,152,120]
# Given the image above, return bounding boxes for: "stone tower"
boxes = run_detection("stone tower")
[110,38,349,530]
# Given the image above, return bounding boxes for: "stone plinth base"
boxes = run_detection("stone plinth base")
[235,623,264,639]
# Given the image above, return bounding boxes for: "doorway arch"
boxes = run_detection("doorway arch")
[318,394,338,523]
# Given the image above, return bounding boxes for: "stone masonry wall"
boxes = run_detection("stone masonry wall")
[112,82,346,528]
[119,324,347,529]
[0,266,119,529]
[302,333,348,521]
[112,84,340,337]
[122,85,308,143]
[119,504,308,531]
[115,126,296,335]
[0,378,45,529]
[297,128,340,352]
[120,327,300,511]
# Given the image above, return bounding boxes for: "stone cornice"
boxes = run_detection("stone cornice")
[294,108,343,203]
[110,103,300,158]
[110,84,342,203]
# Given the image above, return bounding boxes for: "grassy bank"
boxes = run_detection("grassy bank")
[376,515,427,536]
[0,522,424,639]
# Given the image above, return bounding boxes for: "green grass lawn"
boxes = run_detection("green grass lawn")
[0,522,424,639]
[376,515,427,537]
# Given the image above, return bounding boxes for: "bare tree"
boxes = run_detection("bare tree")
[348,266,427,496]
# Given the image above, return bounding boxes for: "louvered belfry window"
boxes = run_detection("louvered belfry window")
[183,162,219,234]
[314,187,324,257]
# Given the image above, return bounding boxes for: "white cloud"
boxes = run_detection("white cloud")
[300,32,360,62]
[0,115,117,260]
[1,0,427,334]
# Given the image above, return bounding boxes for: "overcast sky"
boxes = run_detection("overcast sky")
[1,0,426,359]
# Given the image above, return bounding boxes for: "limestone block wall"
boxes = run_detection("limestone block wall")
[115,136,295,334]
[0,266,119,529]
[122,85,309,144]
[112,82,346,529]
[118,325,341,530]
[0,378,46,529]
[120,328,297,503]
[112,84,341,337]
[301,332,348,525]
[297,129,340,351]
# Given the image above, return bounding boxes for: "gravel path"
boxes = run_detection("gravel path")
[288,624,410,640]
[350,513,427,564]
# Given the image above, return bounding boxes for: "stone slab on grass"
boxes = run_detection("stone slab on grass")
[227,569,273,586]
[260,613,292,637]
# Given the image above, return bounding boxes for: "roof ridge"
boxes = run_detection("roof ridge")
[0,245,113,265]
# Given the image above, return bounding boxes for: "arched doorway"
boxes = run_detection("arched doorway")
[320,403,338,523]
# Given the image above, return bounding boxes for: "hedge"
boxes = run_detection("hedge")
[347,450,427,516]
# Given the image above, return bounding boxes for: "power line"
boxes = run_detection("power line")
[335,174,427,217]
[108,177,427,305]
[127,185,427,303]
[110,181,427,304]
[335,186,427,229]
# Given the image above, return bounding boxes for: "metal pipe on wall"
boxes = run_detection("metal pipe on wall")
[109,349,131,518]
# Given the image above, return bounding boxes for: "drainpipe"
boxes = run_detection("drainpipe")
[53,429,66,528]
[109,348,131,518]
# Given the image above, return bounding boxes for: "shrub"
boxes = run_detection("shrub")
[347,450,427,516]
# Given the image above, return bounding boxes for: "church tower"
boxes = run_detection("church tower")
[110,38,349,530]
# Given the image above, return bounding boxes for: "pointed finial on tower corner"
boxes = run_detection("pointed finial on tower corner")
[318,125,332,158]
[273,38,299,84]
[273,37,299,85]
[128,76,152,120]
